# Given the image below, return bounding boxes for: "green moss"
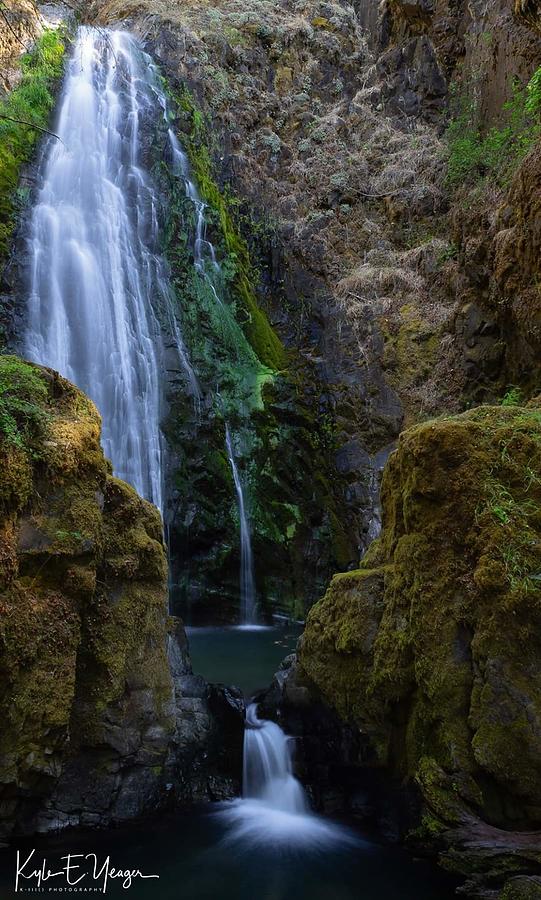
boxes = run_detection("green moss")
[157,83,353,619]
[0,28,66,266]
[176,87,286,373]
[0,368,174,795]
[0,356,52,512]
[407,811,447,843]
[300,403,541,852]
[0,355,49,450]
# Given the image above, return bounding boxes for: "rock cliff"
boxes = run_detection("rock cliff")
[0,0,540,890]
[267,403,541,896]
[0,357,243,839]
[86,0,541,593]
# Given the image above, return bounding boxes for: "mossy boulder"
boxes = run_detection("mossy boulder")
[501,877,541,899]
[0,357,243,838]
[299,404,541,888]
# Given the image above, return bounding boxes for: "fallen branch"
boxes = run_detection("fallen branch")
[358,187,407,199]
[0,113,64,143]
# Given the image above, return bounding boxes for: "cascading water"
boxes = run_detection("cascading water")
[243,703,307,812]
[225,425,257,626]
[24,24,259,614]
[24,27,198,512]
[218,703,357,848]
[169,121,259,625]
[168,131,220,282]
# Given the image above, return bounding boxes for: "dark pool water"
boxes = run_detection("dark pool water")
[0,625,458,899]
[187,622,303,697]
[0,808,458,899]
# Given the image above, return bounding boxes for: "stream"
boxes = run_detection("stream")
[0,626,458,899]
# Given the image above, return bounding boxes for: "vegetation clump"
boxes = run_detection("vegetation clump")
[0,28,65,264]
[446,67,541,186]
[176,86,286,376]
[0,354,49,450]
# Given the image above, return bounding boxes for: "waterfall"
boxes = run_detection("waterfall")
[217,703,358,848]
[243,703,307,811]
[168,130,220,281]
[225,425,257,625]
[168,126,259,624]
[23,24,261,616]
[24,27,197,513]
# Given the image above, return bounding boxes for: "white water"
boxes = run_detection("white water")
[168,127,259,623]
[24,25,260,616]
[218,703,357,849]
[243,703,307,810]
[168,130,220,281]
[24,27,197,512]
[225,425,257,625]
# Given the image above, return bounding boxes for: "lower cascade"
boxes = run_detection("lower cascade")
[219,703,356,848]
[243,702,307,812]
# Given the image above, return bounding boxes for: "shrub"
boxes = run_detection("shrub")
[446,70,541,186]
[501,387,523,407]
[526,65,541,116]
[0,29,65,264]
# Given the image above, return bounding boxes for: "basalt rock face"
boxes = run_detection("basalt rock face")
[85,0,541,600]
[274,405,541,896]
[0,359,243,840]
[354,0,541,403]
[454,142,541,400]
[368,0,541,124]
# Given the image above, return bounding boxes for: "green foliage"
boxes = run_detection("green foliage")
[161,87,289,423]
[446,70,541,186]
[0,355,49,450]
[0,29,66,264]
[501,386,523,407]
[526,65,541,116]
[158,82,351,616]
[177,86,286,373]
[436,242,458,265]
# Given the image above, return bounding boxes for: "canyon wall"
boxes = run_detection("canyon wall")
[0,1,540,890]
[290,402,541,896]
[0,359,243,839]
[87,0,541,599]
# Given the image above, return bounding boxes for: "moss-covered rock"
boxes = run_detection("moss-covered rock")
[0,357,243,838]
[299,404,541,887]
[501,876,541,899]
